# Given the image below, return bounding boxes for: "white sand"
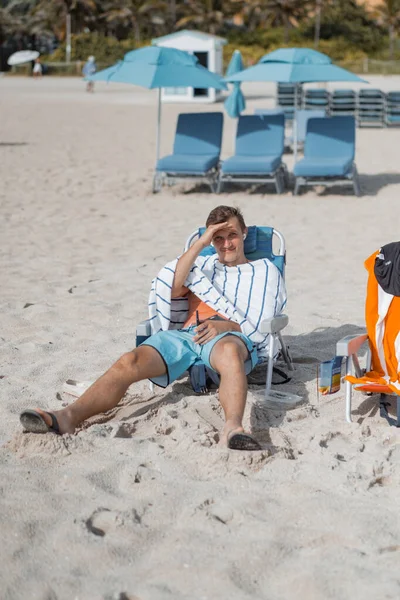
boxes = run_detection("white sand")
[1,76,400,600]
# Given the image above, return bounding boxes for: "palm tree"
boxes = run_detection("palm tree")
[239,0,272,32]
[264,0,310,43]
[176,0,244,36]
[29,0,98,40]
[314,0,321,48]
[0,0,39,45]
[102,0,170,42]
[0,5,17,44]
[374,0,400,60]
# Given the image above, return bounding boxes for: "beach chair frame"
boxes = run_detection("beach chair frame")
[153,167,219,194]
[136,227,293,397]
[216,164,287,195]
[336,334,400,427]
[294,163,361,196]
[153,167,220,194]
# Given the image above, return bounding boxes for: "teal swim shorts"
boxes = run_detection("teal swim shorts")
[140,325,258,388]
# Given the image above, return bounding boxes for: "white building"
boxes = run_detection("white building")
[152,30,227,103]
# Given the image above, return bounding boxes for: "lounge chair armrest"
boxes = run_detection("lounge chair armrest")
[259,314,288,335]
[136,319,152,337]
[336,333,368,357]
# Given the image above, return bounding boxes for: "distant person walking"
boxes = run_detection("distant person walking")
[32,58,43,78]
[82,56,97,93]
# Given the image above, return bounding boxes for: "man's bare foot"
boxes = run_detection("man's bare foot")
[20,407,76,435]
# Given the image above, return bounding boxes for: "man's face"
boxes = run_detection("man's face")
[211,217,246,265]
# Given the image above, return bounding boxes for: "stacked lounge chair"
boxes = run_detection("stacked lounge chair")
[385,91,400,126]
[303,88,330,112]
[330,89,357,117]
[276,83,302,121]
[357,89,386,127]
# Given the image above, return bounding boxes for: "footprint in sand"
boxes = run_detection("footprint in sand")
[133,463,161,484]
[86,506,148,537]
[367,463,392,489]
[104,593,141,600]
[196,498,234,525]
[86,508,125,537]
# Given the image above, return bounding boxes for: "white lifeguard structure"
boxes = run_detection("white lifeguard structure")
[152,30,227,103]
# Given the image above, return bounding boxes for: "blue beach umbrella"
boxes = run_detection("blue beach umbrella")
[224,49,246,118]
[88,46,227,161]
[225,47,366,158]
[226,47,366,84]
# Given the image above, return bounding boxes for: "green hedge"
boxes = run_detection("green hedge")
[32,31,400,76]
[43,32,147,65]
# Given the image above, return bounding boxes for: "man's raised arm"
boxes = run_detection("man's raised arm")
[171,222,228,298]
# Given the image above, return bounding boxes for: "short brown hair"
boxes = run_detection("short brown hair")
[206,205,246,232]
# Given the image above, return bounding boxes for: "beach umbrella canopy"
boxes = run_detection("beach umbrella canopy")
[225,46,366,83]
[89,46,227,89]
[7,50,39,66]
[224,49,246,118]
[88,46,227,162]
[262,47,331,65]
[226,61,366,84]
[225,47,366,157]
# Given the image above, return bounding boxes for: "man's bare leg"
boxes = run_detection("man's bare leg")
[209,336,253,446]
[23,345,166,434]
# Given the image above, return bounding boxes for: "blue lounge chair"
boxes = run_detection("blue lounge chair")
[217,114,286,194]
[136,226,293,396]
[293,116,361,196]
[153,112,223,193]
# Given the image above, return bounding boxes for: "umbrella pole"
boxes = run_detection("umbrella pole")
[156,88,162,163]
[294,83,298,163]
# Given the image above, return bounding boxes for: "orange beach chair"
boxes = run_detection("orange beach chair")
[336,248,400,426]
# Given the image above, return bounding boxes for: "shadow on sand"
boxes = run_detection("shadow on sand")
[118,323,368,447]
[179,171,400,198]
[0,142,28,147]
[249,323,367,446]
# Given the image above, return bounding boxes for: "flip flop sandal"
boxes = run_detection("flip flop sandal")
[20,409,61,435]
[228,433,262,451]
[272,367,292,385]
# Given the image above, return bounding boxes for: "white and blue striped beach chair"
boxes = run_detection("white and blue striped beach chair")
[136,226,293,395]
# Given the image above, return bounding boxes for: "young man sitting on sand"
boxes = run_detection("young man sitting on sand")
[20,206,286,450]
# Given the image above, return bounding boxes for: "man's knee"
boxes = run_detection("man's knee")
[212,338,246,371]
[114,350,140,376]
